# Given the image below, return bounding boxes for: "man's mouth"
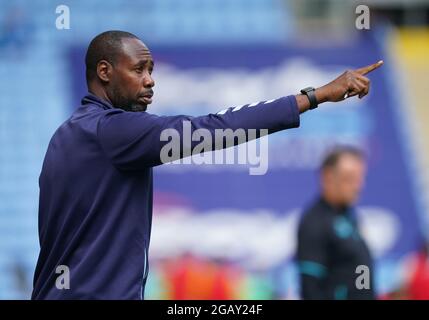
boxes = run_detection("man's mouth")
[139,92,153,105]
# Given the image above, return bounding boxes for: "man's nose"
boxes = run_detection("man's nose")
[143,75,155,88]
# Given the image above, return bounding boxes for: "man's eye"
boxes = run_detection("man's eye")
[135,68,143,73]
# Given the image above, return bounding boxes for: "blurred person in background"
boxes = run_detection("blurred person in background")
[297,147,375,300]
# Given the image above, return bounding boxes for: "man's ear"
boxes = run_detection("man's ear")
[96,60,113,83]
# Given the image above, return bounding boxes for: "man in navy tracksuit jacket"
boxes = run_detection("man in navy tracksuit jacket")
[31,30,381,299]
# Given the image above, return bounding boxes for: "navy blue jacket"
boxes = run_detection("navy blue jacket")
[32,93,300,299]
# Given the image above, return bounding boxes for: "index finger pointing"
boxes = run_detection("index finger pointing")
[355,60,384,75]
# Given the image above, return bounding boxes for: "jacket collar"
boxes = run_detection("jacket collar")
[319,197,352,216]
[81,93,114,110]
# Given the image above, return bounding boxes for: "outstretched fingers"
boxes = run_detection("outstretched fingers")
[355,60,384,75]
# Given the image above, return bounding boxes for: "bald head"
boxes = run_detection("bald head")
[85,30,155,112]
[85,30,140,83]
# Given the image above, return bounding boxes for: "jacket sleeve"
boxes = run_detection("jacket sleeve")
[297,214,330,300]
[97,95,300,170]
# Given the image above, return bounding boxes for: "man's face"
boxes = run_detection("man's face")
[323,154,366,206]
[108,38,155,112]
